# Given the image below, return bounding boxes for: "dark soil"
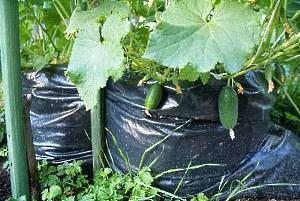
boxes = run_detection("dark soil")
[0,157,10,201]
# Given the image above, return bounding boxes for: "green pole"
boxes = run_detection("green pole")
[91,89,106,175]
[0,0,30,199]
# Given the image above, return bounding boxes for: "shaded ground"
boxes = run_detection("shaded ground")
[0,157,10,201]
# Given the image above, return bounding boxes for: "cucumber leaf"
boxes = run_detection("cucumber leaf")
[67,15,130,110]
[65,1,130,37]
[144,0,260,73]
[178,66,201,82]
[178,65,210,84]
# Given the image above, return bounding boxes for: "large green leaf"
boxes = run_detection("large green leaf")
[65,1,129,36]
[67,16,130,110]
[144,0,260,73]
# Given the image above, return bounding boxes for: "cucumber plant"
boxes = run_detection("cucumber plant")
[19,0,74,70]
[65,0,300,139]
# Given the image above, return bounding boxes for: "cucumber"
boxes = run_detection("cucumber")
[218,86,238,140]
[145,83,163,116]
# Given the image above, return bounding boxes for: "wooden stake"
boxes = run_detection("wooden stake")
[91,88,106,175]
[0,0,30,199]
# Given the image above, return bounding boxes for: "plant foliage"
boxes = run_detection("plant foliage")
[144,0,260,73]
[66,0,300,112]
[19,0,73,70]
[66,1,131,109]
[38,161,183,201]
[63,0,300,139]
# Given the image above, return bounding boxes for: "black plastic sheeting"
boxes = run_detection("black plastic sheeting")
[105,72,300,199]
[218,125,300,199]
[23,66,300,199]
[22,65,92,165]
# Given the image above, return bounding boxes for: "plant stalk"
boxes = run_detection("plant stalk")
[246,0,282,67]
[225,34,300,80]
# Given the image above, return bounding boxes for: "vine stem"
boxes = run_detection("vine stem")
[273,32,300,52]
[222,32,300,80]
[273,77,300,117]
[223,50,285,80]
[291,10,300,21]
[246,0,282,67]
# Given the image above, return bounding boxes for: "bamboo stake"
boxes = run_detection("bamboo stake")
[91,88,106,175]
[0,0,30,199]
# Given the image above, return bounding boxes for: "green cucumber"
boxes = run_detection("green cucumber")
[218,86,238,140]
[145,83,163,116]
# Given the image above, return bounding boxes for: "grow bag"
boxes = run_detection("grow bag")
[22,65,92,164]
[105,72,300,198]
[22,66,300,198]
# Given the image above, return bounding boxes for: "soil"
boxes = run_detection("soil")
[0,157,10,201]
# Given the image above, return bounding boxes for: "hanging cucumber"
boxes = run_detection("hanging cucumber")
[218,86,239,140]
[265,64,274,93]
[145,83,163,117]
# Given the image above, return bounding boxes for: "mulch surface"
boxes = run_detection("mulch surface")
[0,157,10,201]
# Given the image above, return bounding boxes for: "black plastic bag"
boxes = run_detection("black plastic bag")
[23,66,300,199]
[105,71,300,199]
[22,65,92,164]
[218,125,300,199]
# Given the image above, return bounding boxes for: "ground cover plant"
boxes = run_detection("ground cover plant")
[29,157,300,201]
